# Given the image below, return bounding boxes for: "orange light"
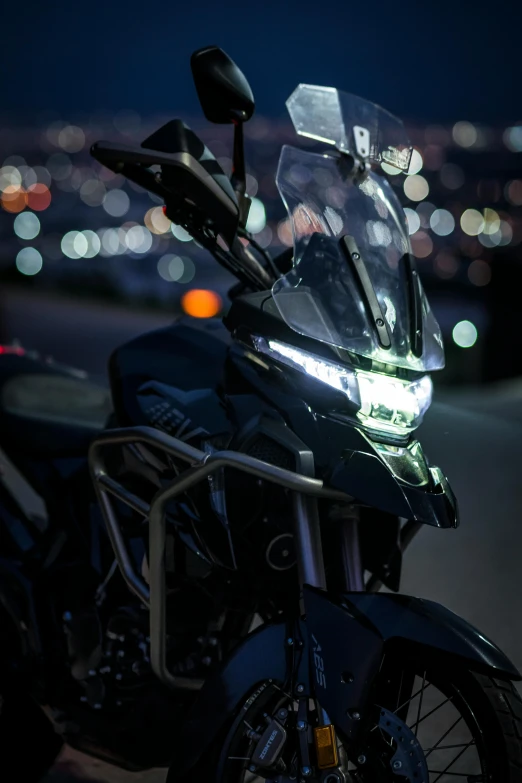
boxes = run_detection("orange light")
[1,185,27,213]
[181,289,222,319]
[314,725,339,769]
[27,183,51,211]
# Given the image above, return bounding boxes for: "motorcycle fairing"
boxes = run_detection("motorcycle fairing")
[227,344,459,528]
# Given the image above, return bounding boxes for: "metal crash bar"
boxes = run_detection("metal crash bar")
[88,426,352,691]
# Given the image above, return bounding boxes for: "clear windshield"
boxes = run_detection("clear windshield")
[286,84,413,171]
[273,144,445,372]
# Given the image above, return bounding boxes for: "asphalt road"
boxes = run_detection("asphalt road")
[2,286,522,781]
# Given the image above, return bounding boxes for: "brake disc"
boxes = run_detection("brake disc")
[375,706,429,783]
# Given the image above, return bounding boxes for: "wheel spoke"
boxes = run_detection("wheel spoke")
[408,694,455,729]
[413,670,426,736]
[393,680,433,717]
[430,739,476,782]
[427,771,479,777]
[424,715,465,760]
[425,742,476,752]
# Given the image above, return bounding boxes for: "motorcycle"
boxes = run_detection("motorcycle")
[1,46,521,783]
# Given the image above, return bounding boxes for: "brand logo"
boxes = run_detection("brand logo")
[312,633,326,689]
[259,729,279,759]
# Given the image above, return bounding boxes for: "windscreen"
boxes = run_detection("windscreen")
[273,144,445,372]
[286,84,413,171]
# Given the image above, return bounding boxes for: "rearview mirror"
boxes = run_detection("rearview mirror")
[191,46,255,124]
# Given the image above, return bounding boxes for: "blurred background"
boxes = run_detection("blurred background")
[2,0,522,780]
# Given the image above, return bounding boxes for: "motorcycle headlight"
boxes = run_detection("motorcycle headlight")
[255,338,433,437]
[354,369,432,436]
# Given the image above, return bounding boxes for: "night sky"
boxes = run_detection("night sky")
[2,0,521,124]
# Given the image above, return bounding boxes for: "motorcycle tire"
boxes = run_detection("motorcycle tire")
[0,690,63,782]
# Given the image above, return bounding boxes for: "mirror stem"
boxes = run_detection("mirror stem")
[231,118,251,227]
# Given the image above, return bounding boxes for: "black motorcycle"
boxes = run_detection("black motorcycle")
[1,47,521,783]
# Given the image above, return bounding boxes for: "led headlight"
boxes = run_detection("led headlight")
[354,369,432,436]
[255,338,432,437]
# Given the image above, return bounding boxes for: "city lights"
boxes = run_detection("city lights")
[406,149,423,175]
[468,260,491,286]
[430,209,455,236]
[403,207,420,235]
[16,247,43,276]
[157,254,196,283]
[103,189,130,217]
[403,174,429,201]
[452,121,477,148]
[452,320,478,348]
[171,224,192,242]
[14,211,40,240]
[246,197,267,234]
[181,289,221,318]
[460,209,485,236]
[145,206,171,235]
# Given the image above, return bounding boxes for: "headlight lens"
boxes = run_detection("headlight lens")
[255,338,433,437]
[355,370,433,436]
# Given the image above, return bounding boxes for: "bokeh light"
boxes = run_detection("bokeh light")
[103,189,130,217]
[415,201,436,228]
[452,320,478,348]
[82,230,101,258]
[14,211,40,240]
[452,121,477,148]
[406,149,423,176]
[403,207,420,235]
[27,183,51,211]
[410,230,433,259]
[505,180,522,206]
[80,179,106,207]
[125,225,153,254]
[403,174,429,201]
[0,166,22,191]
[482,208,500,236]
[181,289,222,318]
[468,260,491,286]
[33,166,52,188]
[157,254,196,283]
[145,206,171,235]
[46,153,72,181]
[16,247,43,276]
[246,197,266,234]
[435,250,459,279]
[503,126,522,152]
[381,162,402,176]
[277,219,293,246]
[58,125,85,153]
[460,209,484,236]
[439,163,464,190]
[62,230,84,259]
[430,208,455,236]
[171,224,192,242]
[1,185,27,213]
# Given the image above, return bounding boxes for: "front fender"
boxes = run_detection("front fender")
[305,586,521,739]
[168,619,308,779]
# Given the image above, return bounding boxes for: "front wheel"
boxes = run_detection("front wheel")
[183,655,522,783]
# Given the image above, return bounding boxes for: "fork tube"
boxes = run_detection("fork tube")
[339,513,364,592]
[292,492,326,590]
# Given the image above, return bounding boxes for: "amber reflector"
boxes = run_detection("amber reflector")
[314,724,339,769]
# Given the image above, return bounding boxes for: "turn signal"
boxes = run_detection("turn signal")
[314,724,339,769]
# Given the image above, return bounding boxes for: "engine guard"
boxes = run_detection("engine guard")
[169,587,520,779]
